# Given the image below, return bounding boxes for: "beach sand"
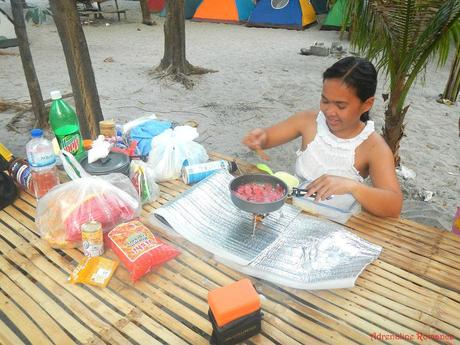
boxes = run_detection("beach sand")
[1,1,458,230]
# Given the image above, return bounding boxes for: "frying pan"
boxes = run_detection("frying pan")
[229,174,289,214]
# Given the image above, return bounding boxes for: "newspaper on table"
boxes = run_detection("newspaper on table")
[151,170,381,290]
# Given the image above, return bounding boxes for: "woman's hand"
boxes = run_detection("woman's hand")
[242,128,270,160]
[306,174,358,201]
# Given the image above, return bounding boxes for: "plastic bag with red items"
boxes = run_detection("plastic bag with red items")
[108,220,180,281]
[36,173,140,247]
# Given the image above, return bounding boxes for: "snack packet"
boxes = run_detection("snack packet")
[108,220,180,281]
[69,256,119,288]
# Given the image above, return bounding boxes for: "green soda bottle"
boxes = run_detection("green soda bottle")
[49,90,84,158]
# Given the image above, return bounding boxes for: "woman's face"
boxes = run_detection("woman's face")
[320,78,374,135]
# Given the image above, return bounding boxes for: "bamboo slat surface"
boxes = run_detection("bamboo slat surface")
[0,152,458,344]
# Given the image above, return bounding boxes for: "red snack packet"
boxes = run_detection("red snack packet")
[108,220,180,281]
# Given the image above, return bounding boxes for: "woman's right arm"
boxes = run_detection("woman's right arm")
[243,111,314,152]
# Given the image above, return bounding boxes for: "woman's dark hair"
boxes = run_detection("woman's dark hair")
[323,57,377,122]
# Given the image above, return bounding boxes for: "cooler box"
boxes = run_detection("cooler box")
[292,181,361,224]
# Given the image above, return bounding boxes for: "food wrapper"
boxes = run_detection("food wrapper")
[69,256,119,288]
[108,220,180,281]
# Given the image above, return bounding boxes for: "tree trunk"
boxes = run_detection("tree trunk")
[49,0,103,139]
[10,0,47,128]
[155,0,215,88]
[140,0,155,25]
[158,0,188,72]
[383,79,408,167]
[442,45,460,103]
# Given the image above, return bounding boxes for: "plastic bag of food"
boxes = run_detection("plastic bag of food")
[129,160,160,204]
[108,220,180,281]
[148,126,208,181]
[36,172,140,248]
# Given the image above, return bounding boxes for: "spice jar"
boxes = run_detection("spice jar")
[99,120,116,138]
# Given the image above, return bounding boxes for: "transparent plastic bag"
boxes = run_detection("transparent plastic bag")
[129,160,160,204]
[148,126,208,181]
[36,151,140,248]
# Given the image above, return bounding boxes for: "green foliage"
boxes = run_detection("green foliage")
[25,6,52,24]
[345,0,460,112]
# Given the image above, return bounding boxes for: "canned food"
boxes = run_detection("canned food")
[81,221,104,257]
[182,160,238,185]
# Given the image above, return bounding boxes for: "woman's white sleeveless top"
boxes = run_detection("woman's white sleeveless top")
[295,111,375,182]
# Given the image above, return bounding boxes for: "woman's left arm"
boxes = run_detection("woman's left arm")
[306,138,403,218]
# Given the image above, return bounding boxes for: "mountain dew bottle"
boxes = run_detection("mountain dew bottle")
[49,90,84,157]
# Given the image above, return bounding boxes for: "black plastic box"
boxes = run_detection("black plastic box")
[208,308,262,345]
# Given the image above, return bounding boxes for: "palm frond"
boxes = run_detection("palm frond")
[346,0,460,109]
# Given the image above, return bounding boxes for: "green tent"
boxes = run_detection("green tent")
[160,0,203,19]
[321,0,347,30]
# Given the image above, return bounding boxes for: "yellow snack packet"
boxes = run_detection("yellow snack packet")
[69,256,119,288]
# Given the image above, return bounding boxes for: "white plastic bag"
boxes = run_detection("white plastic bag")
[148,126,208,181]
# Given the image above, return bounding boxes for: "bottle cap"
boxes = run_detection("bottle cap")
[50,90,62,100]
[31,128,43,138]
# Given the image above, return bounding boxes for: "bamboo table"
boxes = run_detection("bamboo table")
[0,152,459,344]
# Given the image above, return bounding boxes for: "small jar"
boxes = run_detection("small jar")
[99,120,116,138]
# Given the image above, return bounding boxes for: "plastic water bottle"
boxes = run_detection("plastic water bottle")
[49,90,84,158]
[26,129,60,199]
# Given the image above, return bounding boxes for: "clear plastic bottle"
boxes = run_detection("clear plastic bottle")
[26,128,60,199]
[49,90,84,158]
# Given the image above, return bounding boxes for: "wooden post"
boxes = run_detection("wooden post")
[10,0,47,128]
[49,0,103,139]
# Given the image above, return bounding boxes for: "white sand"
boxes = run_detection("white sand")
[1,1,459,229]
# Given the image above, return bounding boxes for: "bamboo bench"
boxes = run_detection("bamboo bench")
[78,0,127,21]
[0,152,459,344]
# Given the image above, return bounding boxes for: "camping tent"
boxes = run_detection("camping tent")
[192,0,255,23]
[310,0,328,14]
[147,0,165,13]
[321,0,346,30]
[0,9,18,49]
[247,0,316,30]
[160,0,203,19]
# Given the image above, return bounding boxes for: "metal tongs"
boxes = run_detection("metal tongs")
[290,187,334,200]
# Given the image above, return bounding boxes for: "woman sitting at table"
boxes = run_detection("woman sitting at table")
[243,57,403,218]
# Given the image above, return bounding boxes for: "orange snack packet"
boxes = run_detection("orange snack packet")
[108,220,180,281]
[69,256,119,288]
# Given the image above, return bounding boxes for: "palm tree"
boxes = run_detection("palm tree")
[345,0,460,165]
[440,44,460,104]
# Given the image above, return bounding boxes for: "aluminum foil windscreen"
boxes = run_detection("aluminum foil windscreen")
[153,170,382,289]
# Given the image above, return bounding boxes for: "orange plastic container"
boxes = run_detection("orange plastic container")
[208,278,260,328]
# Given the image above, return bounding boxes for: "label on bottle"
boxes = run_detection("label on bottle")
[58,132,83,156]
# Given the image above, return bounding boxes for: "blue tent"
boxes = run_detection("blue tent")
[248,0,316,30]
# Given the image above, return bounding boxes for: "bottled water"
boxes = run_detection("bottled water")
[26,128,60,199]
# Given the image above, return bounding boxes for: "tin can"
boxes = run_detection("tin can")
[81,221,104,257]
[8,158,34,193]
[182,160,238,185]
